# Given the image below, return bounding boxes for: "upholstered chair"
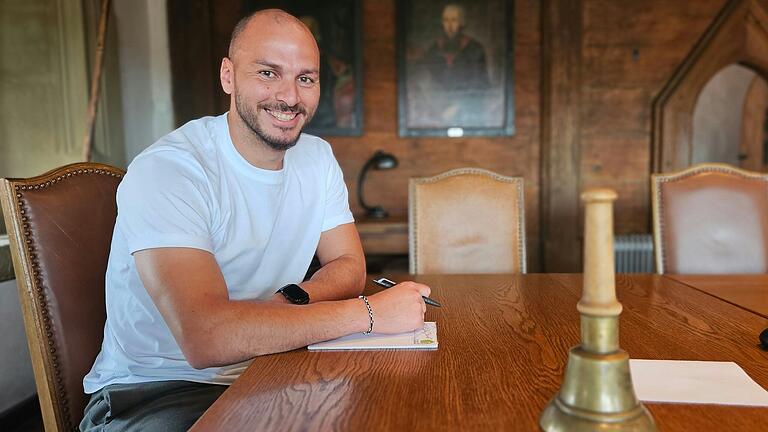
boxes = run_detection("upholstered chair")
[0,163,124,431]
[409,168,526,274]
[651,163,768,274]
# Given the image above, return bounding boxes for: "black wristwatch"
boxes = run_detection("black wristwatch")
[276,284,310,305]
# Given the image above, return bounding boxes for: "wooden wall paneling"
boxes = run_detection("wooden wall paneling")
[210,2,243,113]
[740,76,768,170]
[583,1,723,47]
[579,86,652,234]
[580,134,649,233]
[540,0,582,272]
[167,0,217,125]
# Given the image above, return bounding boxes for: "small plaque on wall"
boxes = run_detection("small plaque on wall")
[397,0,515,137]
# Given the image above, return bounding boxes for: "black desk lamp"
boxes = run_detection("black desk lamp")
[357,150,398,218]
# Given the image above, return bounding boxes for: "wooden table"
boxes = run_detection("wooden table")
[667,274,768,319]
[190,274,768,431]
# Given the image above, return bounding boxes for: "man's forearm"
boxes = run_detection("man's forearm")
[183,297,370,368]
[301,253,366,302]
[186,254,367,367]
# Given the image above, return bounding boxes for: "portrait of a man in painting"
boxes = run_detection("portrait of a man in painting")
[398,0,513,137]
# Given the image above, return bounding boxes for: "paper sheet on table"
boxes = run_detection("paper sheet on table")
[308,322,437,350]
[630,359,768,406]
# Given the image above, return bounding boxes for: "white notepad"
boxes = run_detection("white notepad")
[630,359,768,406]
[308,322,438,350]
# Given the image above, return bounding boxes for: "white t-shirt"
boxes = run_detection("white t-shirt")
[83,113,354,393]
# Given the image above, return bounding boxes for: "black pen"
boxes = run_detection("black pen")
[371,277,442,307]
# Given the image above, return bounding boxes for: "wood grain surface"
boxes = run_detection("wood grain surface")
[190,274,768,431]
[667,274,768,319]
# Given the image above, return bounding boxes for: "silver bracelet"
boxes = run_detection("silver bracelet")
[359,295,374,334]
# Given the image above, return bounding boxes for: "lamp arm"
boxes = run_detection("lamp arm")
[357,158,377,212]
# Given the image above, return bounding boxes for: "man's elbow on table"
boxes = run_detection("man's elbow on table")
[184,350,216,371]
[171,305,285,369]
[173,322,224,370]
[168,306,251,370]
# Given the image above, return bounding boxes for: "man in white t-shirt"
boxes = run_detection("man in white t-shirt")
[80,9,431,432]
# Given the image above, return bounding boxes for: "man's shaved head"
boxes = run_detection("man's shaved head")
[228,9,318,61]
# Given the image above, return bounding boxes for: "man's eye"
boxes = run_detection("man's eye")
[259,71,275,78]
[299,76,315,85]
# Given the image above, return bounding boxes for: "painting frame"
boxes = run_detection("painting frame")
[243,0,364,136]
[396,0,515,137]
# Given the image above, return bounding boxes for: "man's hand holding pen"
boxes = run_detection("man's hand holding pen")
[364,281,432,334]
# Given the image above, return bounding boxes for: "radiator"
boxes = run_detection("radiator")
[614,234,654,273]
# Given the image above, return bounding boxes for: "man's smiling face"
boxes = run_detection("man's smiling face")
[223,14,320,151]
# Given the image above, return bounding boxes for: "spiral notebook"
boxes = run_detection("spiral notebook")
[308,322,438,350]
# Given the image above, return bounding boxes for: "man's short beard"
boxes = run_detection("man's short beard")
[235,92,312,152]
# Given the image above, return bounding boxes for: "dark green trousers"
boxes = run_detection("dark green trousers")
[79,380,227,432]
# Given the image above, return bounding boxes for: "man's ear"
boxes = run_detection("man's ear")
[220,57,234,95]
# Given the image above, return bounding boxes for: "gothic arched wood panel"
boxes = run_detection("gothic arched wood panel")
[652,0,768,172]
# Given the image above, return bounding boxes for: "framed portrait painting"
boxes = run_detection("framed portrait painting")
[243,0,363,136]
[397,0,514,137]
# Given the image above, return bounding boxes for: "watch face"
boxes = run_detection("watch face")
[280,284,309,305]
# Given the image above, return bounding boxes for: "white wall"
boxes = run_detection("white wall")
[0,279,36,414]
[114,0,174,164]
[692,64,756,165]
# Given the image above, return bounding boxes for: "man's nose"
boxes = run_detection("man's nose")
[275,79,300,107]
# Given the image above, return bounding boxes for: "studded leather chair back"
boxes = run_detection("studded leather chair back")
[651,163,768,274]
[0,163,124,431]
[409,168,526,274]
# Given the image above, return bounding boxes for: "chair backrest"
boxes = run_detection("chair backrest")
[651,163,768,274]
[0,163,124,431]
[409,168,526,274]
